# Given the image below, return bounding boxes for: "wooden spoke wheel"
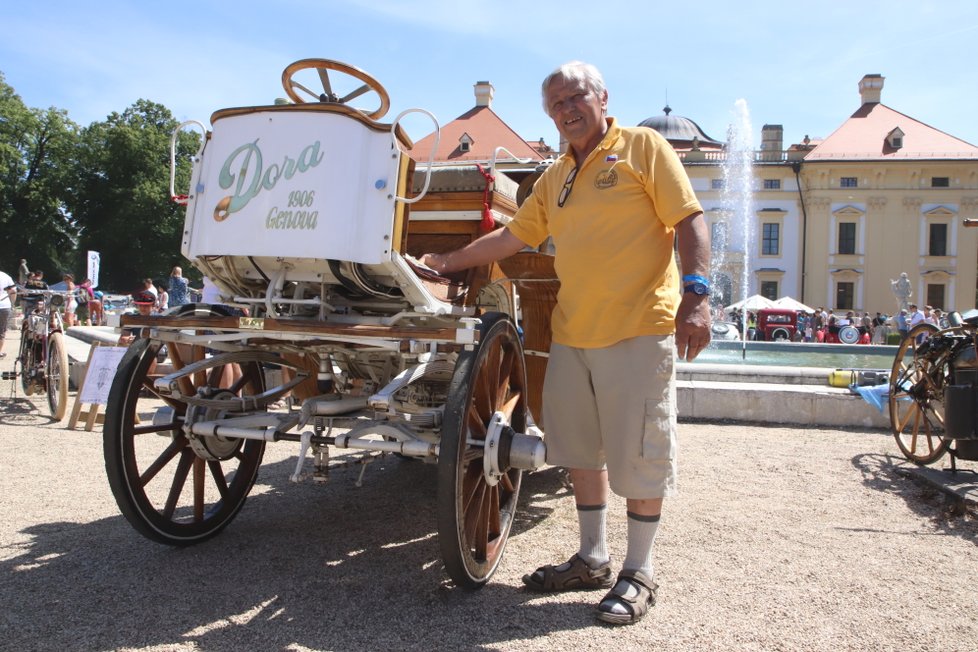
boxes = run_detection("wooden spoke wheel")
[103,308,267,545]
[438,313,528,588]
[46,332,69,421]
[889,323,950,465]
[281,58,390,119]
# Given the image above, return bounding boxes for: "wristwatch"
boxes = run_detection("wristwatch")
[682,274,711,296]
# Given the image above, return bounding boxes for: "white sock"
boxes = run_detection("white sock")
[623,511,660,577]
[577,503,609,567]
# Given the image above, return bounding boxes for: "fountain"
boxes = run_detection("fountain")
[694,99,896,372]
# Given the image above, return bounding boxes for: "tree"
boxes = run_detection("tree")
[0,72,80,278]
[67,99,200,291]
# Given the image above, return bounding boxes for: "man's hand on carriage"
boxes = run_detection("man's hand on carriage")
[675,296,712,361]
[417,252,451,275]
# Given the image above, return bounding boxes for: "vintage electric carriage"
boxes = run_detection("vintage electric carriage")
[103,59,559,588]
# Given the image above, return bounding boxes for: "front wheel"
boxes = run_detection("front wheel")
[103,330,267,546]
[46,332,69,421]
[438,313,527,588]
[19,333,36,396]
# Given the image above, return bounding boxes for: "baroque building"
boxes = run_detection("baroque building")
[666,74,978,314]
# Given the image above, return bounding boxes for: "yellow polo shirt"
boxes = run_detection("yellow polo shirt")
[507,118,702,348]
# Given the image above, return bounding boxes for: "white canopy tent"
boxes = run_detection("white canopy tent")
[724,294,776,313]
[772,296,816,313]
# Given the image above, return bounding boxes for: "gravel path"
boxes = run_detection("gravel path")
[1,335,976,651]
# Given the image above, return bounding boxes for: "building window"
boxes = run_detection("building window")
[926,284,945,310]
[710,221,728,251]
[761,223,780,255]
[836,282,854,310]
[838,222,857,255]
[931,177,950,188]
[763,179,781,190]
[929,223,948,256]
[760,280,779,300]
[840,177,858,188]
[711,178,725,190]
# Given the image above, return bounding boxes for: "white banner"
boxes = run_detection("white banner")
[87,251,100,288]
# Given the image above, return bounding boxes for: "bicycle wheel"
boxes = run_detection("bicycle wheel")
[46,332,70,421]
[19,328,36,396]
[889,323,949,465]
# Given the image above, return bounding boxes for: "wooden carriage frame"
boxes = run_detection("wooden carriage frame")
[103,59,558,588]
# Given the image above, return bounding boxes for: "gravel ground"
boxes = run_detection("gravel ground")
[1,331,977,651]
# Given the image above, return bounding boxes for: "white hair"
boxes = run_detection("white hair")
[540,61,607,115]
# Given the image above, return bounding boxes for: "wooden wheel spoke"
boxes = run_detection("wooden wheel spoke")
[499,472,516,493]
[133,422,180,436]
[466,404,487,440]
[207,364,225,388]
[208,460,230,500]
[139,436,188,486]
[167,344,196,398]
[193,458,206,522]
[499,393,523,421]
[496,346,516,407]
[162,449,196,518]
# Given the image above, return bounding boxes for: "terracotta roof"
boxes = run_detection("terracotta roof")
[409,105,544,164]
[806,102,978,161]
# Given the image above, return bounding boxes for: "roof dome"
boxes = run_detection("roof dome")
[638,106,723,149]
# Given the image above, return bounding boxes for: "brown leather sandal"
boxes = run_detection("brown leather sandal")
[522,554,614,592]
[595,569,658,625]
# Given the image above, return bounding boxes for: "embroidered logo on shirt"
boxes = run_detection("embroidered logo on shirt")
[594,169,619,189]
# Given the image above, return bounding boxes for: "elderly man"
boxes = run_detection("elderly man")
[421,61,711,625]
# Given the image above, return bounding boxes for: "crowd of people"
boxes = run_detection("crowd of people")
[0,258,206,334]
[728,303,949,344]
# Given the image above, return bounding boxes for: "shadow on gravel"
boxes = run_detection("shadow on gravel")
[0,394,57,426]
[851,452,978,545]
[2,454,587,651]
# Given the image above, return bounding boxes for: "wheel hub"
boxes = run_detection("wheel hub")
[185,390,246,461]
[483,411,547,485]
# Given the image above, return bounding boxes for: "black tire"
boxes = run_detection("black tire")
[771,327,791,342]
[888,323,949,465]
[19,331,36,396]
[46,332,69,421]
[103,314,266,546]
[438,313,527,588]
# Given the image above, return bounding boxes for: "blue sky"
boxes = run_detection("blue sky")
[3,0,977,149]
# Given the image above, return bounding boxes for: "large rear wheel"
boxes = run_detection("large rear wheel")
[438,313,527,588]
[103,320,267,545]
[889,323,949,465]
[46,332,69,421]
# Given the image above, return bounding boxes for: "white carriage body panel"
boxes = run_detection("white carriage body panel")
[184,110,399,265]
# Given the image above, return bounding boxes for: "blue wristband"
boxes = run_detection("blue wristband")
[682,274,710,286]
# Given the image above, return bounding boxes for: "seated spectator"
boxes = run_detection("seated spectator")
[117,291,156,346]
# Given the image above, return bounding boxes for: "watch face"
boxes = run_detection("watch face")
[685,283,709,295]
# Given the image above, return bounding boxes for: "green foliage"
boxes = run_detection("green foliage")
[67,99,200,291]
[0,72,80,278]
[0,72,200,292]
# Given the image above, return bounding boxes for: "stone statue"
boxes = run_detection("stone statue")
[891,272,912,312]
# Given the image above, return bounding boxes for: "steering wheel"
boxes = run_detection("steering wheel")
[281,59,391,120]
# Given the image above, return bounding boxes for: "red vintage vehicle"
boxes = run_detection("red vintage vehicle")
[756,308,797,341]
